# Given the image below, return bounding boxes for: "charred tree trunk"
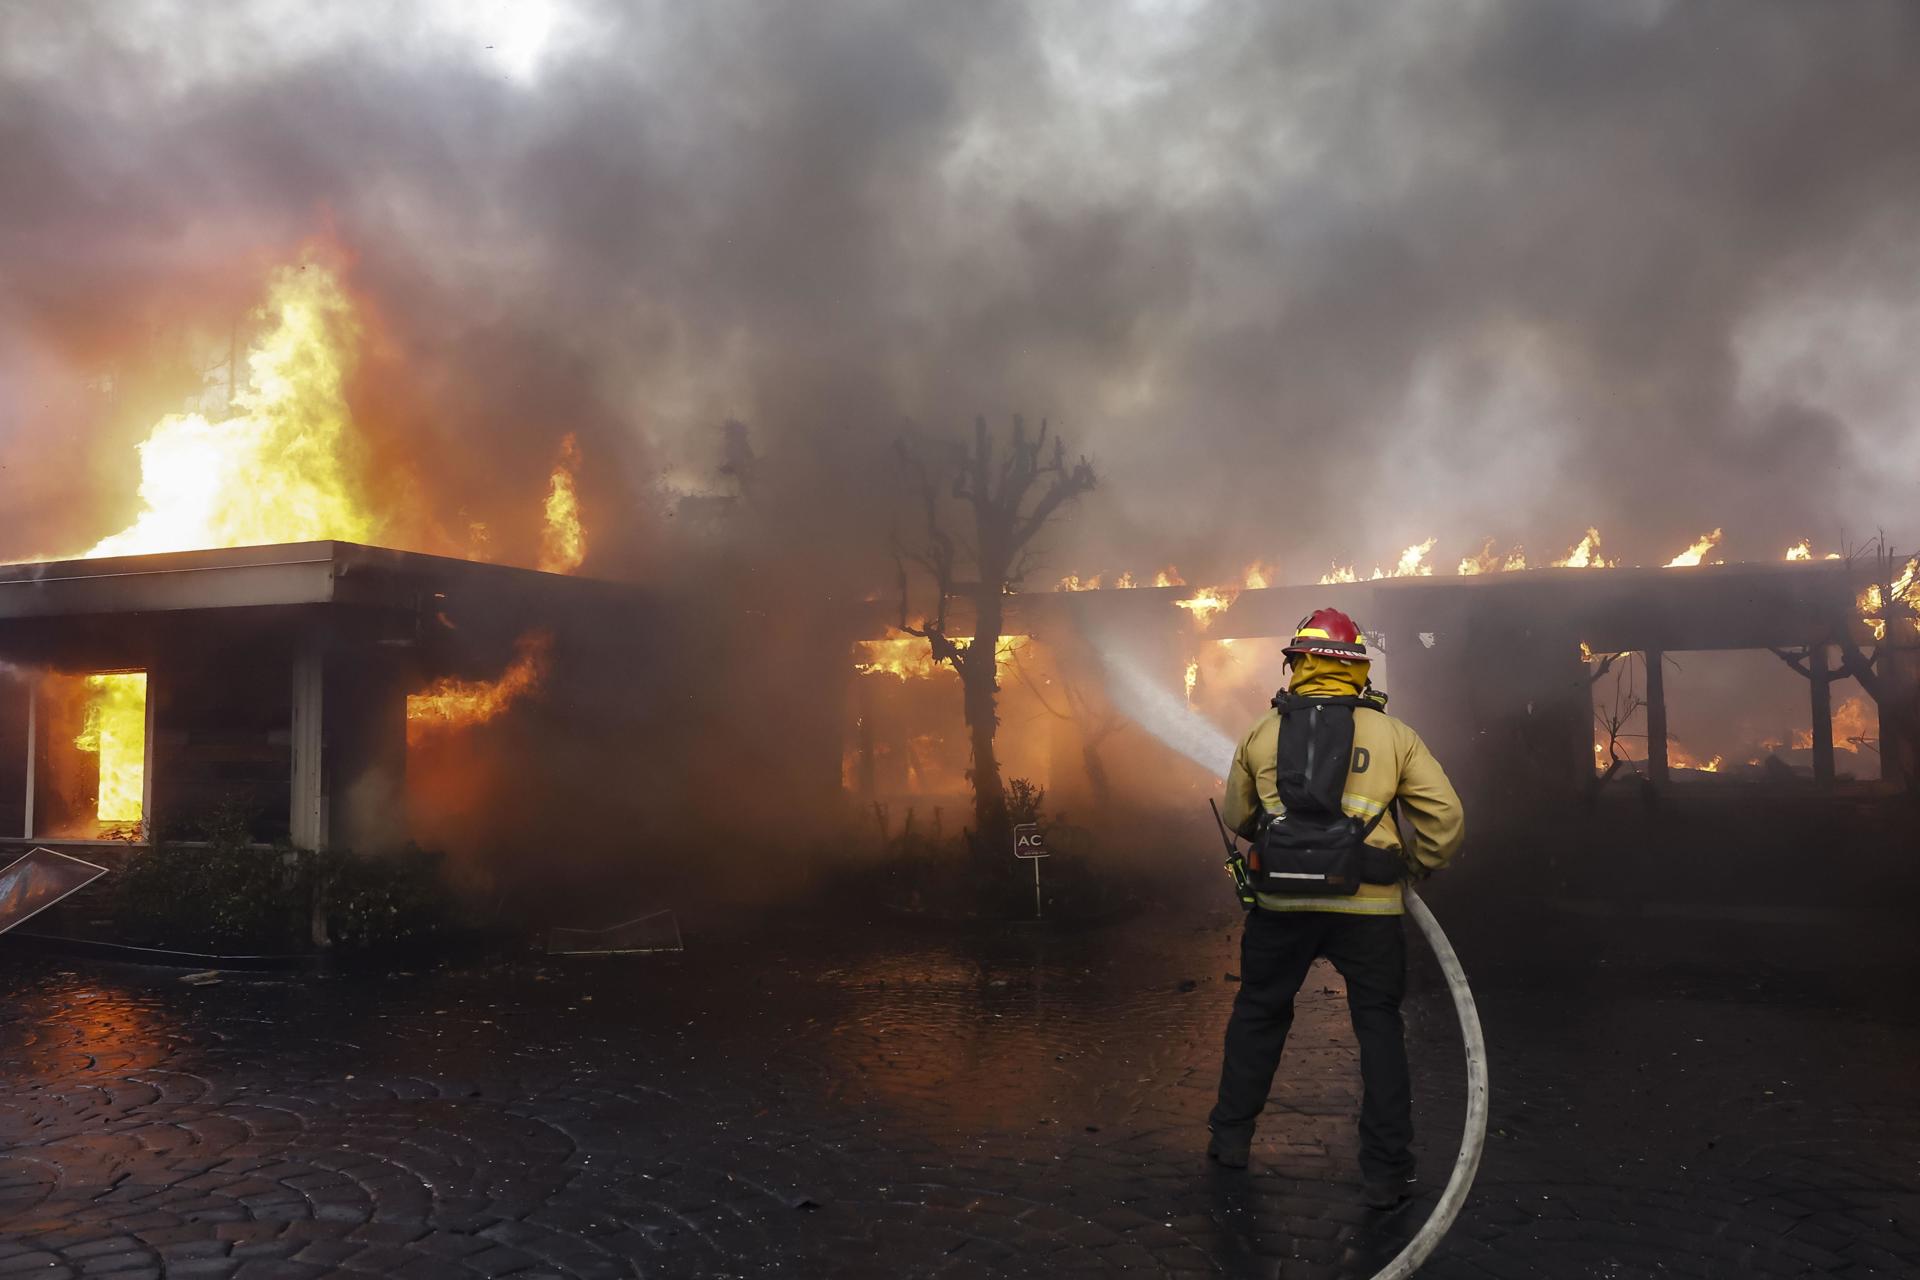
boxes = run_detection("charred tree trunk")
[894,416,1096,864]
[962,653,1008,843]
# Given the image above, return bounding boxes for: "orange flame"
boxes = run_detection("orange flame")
[73,672,147,824]
[407,632,552,743]
[854,630,1029,679]
[1832,695,1875,751]
[1175,585,1238,628]
[1458,539,1527,575]
[86,257,379,559]
[1553,528,1613,569]
[538,434,586,574]
[1664,528,1724,568]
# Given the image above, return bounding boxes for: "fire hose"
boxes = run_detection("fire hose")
[1380,885,1489,1279]
[1088,635,1488,1273]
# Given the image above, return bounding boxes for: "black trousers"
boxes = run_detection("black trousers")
[1209,908,1414,1181]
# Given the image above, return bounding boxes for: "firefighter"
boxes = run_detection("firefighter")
[1206,607,1464,1209]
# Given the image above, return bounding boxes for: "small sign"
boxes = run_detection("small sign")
[1014,823,1048,859]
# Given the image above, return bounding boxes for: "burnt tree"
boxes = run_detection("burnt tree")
[1834,539,1920,790]
[895,416,1095,850]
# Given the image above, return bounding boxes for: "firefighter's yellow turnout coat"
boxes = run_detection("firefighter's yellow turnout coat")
[1221,654,1465,915]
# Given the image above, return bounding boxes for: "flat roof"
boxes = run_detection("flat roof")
[0,542,631,621]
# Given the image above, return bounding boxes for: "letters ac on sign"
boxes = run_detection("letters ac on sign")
[1351,747,1370,774]
[1013,823,1049,859]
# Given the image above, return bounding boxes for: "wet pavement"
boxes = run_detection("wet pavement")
[2,911,1918,1278]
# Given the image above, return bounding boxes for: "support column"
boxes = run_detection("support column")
[1809,644,1834,786]
[290,640,327,851]
[1644,650,1669,786]
[23,680,36,840]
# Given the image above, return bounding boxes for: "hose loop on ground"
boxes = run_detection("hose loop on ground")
[1373,887,1489,1278]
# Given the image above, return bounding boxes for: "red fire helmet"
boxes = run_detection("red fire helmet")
[1282,607,1369,661]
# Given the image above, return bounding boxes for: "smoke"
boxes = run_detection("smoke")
[4,1,1920,916]
[2,0,1919,579]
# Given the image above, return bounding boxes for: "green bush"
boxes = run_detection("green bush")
[115,840,301,952]
[116,804,450,953]
[311,846,448,951]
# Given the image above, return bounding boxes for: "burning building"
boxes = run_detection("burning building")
[845,548,1918,913]
[0,541,643,859]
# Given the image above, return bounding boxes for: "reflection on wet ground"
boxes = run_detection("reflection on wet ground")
[2,913,1918,1277]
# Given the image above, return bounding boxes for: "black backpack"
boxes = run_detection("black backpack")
[1248,693,1402,897]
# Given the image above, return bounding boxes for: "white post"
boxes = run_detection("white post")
[140,672,156,844]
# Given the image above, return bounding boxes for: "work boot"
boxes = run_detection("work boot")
[1206,1129,1251,1169]
[1362,1170,1416,1209]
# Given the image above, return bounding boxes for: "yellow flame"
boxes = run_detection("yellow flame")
[538,434,586,574]
[1175,585,1238,628]
[1458,539,1527,575]
[1832,695,1875,751]
[73,672,147,824]
[1056,573,1101,592]
[1318,564,1359,585]
[1664,528,1724,568]
[86,259,379,560]
[1244,562,1273,590]
[1786,540,1811,562]
[1553,528,1612,569]
[1859,557,1920,640]
[1113,571,1136,589]
[1669,740,1724,773]
[1154,567,1186,588]
[407,632,552,743]
[1184,658,1199,705]
[1391,538,1437,577]
[854,630,1029,679]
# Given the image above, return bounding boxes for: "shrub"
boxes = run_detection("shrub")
[311,846,448,951]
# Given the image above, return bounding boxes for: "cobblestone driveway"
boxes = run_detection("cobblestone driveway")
[3,913,1917,1277]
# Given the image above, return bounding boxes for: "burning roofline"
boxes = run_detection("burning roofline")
[0,541,634,622]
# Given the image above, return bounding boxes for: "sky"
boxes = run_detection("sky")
[3,0,1918,586]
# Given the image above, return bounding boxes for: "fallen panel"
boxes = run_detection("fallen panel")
[547,909,683,955]
[0,847,110,936]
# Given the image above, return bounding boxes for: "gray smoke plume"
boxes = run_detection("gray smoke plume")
[3,0,1919,582]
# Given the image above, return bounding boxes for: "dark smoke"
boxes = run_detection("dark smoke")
[3,2,1919,920]
[4,0,1918,579]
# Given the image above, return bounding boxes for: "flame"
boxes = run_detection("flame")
[1786,540,1812,562]
[1669,740,1724,773]
[407,632,552,743]
[1175,585,1238,628]
[86,258,379,560]
[1244,562,1274,590]
[1391,538,1437,577]
[1184,658,1199,705]
[1113,571,1137,589]
[1553,528,1612,569]
[1318,564,1359,585]
[1832,695,1875,751]
[1458,539,1527,575]
[1664,528,1724,568]
[854,630,1030,679]
[538,433,586,574]
[1056,573,1101,592]
[1859,557,1920,640]
[73,672,147,824]
[1154,567,1186,588]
